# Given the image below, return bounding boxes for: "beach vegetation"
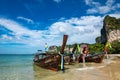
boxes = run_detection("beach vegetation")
[108,41,120,54]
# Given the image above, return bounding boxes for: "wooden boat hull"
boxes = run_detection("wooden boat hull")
[79,53,105,63]
[34,54,61,71]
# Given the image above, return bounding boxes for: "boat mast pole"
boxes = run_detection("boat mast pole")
[60,35,68,73]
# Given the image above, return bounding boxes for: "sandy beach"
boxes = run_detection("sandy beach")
[34,54,120,80]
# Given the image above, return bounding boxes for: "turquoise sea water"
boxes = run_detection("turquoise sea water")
[0,54,34,80]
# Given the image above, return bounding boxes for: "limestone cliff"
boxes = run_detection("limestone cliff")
[101,15,120,44]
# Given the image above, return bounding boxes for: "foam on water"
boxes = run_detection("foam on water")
[76,59,114,71]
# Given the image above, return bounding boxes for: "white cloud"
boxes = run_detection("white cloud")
[65,16,102,26]
[116,3,120,8]
[85,0,91,5]
[0,18,40,38]
[85,0,100,6]
[48,16,103,44]
[112,3,120,10]
[0,18,45,46]
[109,13,120,18]
[86,0,120,14]
[98,6,111,14]
[1,34,13,40]
[53,0,61,3]
[17,16,34,23]
[106,0,114,6]
[0,16,104,48]
[87,8,98,14]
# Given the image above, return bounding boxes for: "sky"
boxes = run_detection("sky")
[0,0,120,54]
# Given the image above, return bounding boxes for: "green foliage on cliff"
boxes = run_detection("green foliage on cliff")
[88,43,104,54]
[104,15,120,30]
[108,41,120,54]
[95,36,101,43]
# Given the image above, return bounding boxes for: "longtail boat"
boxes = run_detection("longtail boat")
[33,35,68,71]
[34,53,61,71]
[71,44,105,63]
[79,52,105,63]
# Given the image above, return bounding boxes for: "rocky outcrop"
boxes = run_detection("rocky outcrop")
[101,15,120,44]
[108,30,120,42]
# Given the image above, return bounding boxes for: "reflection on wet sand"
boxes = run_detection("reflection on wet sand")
[34,55,120,80]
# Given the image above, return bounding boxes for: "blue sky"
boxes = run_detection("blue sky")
[0,0,120,54]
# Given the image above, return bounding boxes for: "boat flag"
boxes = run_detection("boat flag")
[61,54,64,72]
[105,42,112,49]
[77,44,81,53]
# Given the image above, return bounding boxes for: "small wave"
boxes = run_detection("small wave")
[76,59,115,71]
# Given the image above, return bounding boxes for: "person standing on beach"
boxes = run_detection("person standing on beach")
[104,42,112,59]
[45,43,48,52]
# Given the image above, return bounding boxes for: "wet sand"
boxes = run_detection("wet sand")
[101,55,120,80]
[34,54,120,80]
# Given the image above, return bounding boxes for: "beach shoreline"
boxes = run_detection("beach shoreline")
[34,54,120,80]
